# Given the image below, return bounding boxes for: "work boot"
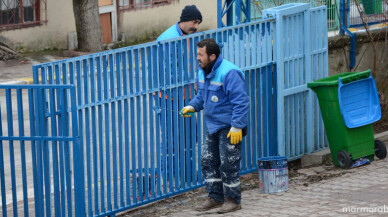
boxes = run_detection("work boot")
[217,197,241,214]
[195,197,223,211]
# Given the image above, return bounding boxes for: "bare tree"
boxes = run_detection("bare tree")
[73,0,104,52]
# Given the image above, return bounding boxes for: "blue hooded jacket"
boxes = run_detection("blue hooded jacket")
[189,55,250,134]
[157,23,183,41]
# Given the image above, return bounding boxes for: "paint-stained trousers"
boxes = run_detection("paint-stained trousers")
[201,127,242,204]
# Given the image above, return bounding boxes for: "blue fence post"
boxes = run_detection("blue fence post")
[263,3,313,157]
[263,6,285,157]
[340,0,346,35]
[217,0,223,28]
[235,0,241,25]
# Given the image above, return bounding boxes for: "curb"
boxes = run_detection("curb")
[375,131,388,140]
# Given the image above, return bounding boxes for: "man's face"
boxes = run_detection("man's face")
[197,46,210,69]
[180,19,201,34]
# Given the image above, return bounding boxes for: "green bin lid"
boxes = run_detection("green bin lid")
[307,70,371,88]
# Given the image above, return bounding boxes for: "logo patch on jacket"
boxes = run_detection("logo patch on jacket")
[211,95,218,102]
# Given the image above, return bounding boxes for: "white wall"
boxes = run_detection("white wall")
[119,0,218,43]
[1,0,218,51]
[1,0,76,51]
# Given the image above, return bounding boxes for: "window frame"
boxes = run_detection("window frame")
[118,0,172,12]
[0,0,47,31]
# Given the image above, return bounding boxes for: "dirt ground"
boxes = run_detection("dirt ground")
[118,159,351,217]
[374,98,388,134]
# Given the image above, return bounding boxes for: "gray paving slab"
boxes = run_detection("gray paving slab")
[164,142,388,216]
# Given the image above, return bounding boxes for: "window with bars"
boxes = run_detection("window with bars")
[119,0,173,11]
[1,0,47,30]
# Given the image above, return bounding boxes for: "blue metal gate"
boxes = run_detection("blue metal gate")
[0,84,84,216]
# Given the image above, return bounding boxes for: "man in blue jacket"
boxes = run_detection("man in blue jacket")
[157,5,202,41]
[181,39,249,213]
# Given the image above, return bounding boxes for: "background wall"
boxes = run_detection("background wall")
[1,0,76,51]
[1,0,217,51]
[328,31,388,103]
[119,0,218,44]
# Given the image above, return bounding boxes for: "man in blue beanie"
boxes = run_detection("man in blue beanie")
[157,5,202,41]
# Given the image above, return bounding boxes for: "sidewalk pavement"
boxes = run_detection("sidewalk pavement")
[0,55,65,85]
[124,134,388,217]
[178,158,388,216]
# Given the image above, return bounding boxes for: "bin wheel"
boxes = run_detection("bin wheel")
[337,150,352,169]
[375,140,387,159]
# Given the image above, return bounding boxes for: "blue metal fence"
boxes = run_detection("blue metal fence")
[0,3,329,217]
[30,18,277,216]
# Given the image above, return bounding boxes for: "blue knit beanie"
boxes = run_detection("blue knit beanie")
[180,5,202,23]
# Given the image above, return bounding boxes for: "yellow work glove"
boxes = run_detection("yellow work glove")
[227,127,242,145]
[180,105,195,117]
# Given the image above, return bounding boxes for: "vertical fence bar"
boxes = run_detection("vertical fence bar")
[135,49,143,202]
[172,41,179,191]
[160,44,167,195]
[304,6,313,154]
[123,51,131,205]
[48,72,61,217]
[141,47,149,200]
[116,52,125,207]
[57,84,67,217]
[181,39,188,188]
[6,89,18,217]
[57,64,67,217]
[110,53,118,210]
[105,54,112,211]
[147,46,155,198]
[0,91,7,217]
[27,88,39,217]
[116,52,125,208]
[82,58,93,217]
[70,85,86,217]
[90,56,99,214]
[165,42,173,192]
[129,49,138,204]
[98,55,106,213]
[154,45,161,197]
[16,89,30,217]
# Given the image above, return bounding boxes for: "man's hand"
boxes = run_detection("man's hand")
[227,127,242,145]
[180,106,195,117]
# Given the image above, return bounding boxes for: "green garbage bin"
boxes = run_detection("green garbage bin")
[361,0,382,15]
[307,70,386,168]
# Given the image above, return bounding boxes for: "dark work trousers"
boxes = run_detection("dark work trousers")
[201,127,242,204]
